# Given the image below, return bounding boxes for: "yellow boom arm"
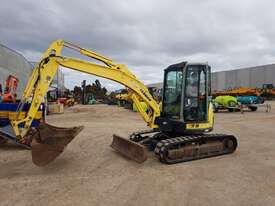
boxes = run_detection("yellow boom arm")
[12,40,160,142]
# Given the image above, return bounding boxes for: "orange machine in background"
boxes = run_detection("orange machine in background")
[212,85,275,99]
[0,75,19,103]
[213,87,262,97]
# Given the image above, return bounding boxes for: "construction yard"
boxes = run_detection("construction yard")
[0,102,275,206]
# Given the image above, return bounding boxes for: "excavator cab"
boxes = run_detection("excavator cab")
[156,62,212,134]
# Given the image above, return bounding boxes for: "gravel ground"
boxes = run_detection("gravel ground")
[0,102,275,206]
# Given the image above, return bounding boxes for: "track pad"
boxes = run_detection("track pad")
[111,134,147,163]
[31,123,83,166]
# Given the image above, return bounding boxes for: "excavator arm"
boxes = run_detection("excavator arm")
[13,39,160,138]
[0,39,160,166]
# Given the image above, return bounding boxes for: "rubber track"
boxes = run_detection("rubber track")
[154,134,237,164]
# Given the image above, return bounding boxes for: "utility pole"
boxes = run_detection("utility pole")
[81,80,86,105]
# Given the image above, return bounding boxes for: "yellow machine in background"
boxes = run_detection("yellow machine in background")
[114,89,131,107]
[114,89,148,112]
[0,40,237,166]
[115,91,130,102]
[213,87,262,97]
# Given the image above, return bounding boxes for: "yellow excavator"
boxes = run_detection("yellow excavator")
[0,40,238,166]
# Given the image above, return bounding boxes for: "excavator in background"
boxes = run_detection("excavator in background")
[115,89,134,109]
[0,75,19,103]
[0,40,237,166]
[262,84,275,99]
[115,87,162,109]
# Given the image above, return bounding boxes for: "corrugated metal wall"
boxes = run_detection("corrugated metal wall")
[212,64,275,91]
[0,44,32,98]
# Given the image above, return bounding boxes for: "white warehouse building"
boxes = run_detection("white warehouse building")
[212,64,275,91]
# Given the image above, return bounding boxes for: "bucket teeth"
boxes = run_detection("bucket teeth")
[31,122,84,167]
[111,134,147,163]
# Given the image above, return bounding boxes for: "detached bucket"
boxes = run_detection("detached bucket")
[111,134,147,163]
[31,122,83,166]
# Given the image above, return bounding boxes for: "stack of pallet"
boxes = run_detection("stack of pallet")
[48,103,64,114]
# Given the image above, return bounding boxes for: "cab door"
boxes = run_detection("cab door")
[162,68,183,119]
[183,65,208,122]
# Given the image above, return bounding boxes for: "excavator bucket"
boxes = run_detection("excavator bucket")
[31,123,84,166]
[111,134,147,163]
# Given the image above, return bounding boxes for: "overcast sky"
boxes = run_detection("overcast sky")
[1,0,275,91]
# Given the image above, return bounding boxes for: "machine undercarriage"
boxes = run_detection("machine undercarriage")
[112,130,237,164]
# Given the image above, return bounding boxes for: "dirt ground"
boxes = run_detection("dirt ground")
[1,102,275,206]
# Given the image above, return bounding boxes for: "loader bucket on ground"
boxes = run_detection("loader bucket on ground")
[31,122,84,166]
[111,134,147,163]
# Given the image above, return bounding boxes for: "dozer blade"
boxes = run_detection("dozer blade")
[111,134,147,163]
[31,122,84,167]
